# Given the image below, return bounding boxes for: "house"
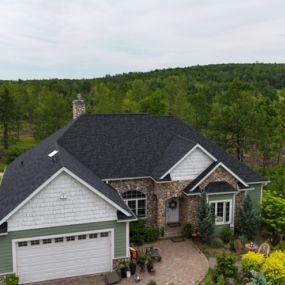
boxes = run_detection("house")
[0,97,267,284]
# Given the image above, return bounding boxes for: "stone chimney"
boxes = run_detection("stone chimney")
[72,93,86,119]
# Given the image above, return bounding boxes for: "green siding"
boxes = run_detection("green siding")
[247,184,262,212]
[0,220,126,274]
[208,193,234,202]
[208,193,234,237]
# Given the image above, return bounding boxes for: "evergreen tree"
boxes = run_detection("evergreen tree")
[0,86,17,149]
[235,195,260,239]
[198,191,214,243]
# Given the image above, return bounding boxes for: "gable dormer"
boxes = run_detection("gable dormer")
[160,144,217,181]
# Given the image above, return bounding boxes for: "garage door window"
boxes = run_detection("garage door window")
[89,233,98,239]
[55,237,64,243]
[100,232,109,237]
[18,241,28,247]
[43,239,52,244]
[66,236,75,241]
[31,240,40,246]
[78,235,87,240]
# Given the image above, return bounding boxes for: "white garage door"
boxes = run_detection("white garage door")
[15,231,112,284]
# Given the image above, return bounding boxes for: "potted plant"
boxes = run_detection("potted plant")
[146,257,154,273]
[129,261,137,275]
[118,262,128,278]
[137,255,146,272]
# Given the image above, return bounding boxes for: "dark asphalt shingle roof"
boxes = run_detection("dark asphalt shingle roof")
[0,114,266,223]
[205,181,238,193]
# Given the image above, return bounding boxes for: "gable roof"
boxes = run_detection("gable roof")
[0,123,134,224]
[0,114,266,223]
[151,135,197,180]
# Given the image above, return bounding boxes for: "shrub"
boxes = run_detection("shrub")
[198,192,214,243]
[216,275,226,285]
[220,227,233,243]
[4,274,19,285]
[182,223,193,239]
[147,281,157,285]
[242,251,266,275]
[248,271,271,285]
[263,250,285,285]
[215,254,237,279]
[235,195,260,240]
[276,240,285,251]
[210,238,224,248]
[130,219,159,245]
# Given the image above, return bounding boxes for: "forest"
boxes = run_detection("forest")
[0,63,284,172]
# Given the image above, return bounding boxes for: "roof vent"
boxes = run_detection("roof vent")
[48,150,58,157]
[48,150,59,163]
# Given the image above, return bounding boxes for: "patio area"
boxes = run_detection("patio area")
[31,239,208,285]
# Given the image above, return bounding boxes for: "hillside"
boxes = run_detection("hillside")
[0,63,284,169]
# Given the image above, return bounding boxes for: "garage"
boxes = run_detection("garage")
[15,231,112,284]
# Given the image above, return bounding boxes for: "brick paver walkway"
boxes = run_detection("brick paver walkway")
[30,239,208,285]
[121,239,208,285]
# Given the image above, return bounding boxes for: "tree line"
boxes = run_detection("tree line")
[0,63,284,169]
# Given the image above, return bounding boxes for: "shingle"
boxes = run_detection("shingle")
[205,181,238,193]
[0,114,266,223]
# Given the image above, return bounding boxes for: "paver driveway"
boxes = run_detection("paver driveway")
[30,239,208,285]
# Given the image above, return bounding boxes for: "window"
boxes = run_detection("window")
[78,235,87,240]
[66,236,75,242]
[31,240,40,246]
[100,232,109,238]
[55,237,64,243]
[122,190,146,217]
[210,200,232,225]
[18,241,28,247]
[43,239,52,244]
[89,233,98,239]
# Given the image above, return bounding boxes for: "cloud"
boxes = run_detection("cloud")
[0,0,284,79]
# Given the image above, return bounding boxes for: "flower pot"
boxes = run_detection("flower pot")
[120,268,127,278]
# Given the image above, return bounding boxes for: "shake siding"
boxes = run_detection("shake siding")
[170,148,213,181]
[0,221,126,274]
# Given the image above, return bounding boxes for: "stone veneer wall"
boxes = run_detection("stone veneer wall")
[200,166,238,189]
[153,181,190,228]
[110,166,246,231]
[110,179,191,228]
[180,195,200,229]
[109,179,157,226]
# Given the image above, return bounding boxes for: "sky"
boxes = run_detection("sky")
[0,0,284,80]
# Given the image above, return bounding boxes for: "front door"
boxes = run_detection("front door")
[166,198,179,223]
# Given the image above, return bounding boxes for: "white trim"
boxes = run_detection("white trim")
[233,193,236,226]
[247,181,269,185]
[260,184,264,203]
[0,272,13,276]
[0,168,131,225]
[187,162,248,194]
[160,144,217,180]
[122,191,147,218]
[103,176,151,182]
[0,233,8,236]
[207,191,238,195]
[117,218,137,223]
[12,228,115,275]
[126,222,130,258]
[209,199,232,225]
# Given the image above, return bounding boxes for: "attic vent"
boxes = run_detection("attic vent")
[48,150,58,157]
